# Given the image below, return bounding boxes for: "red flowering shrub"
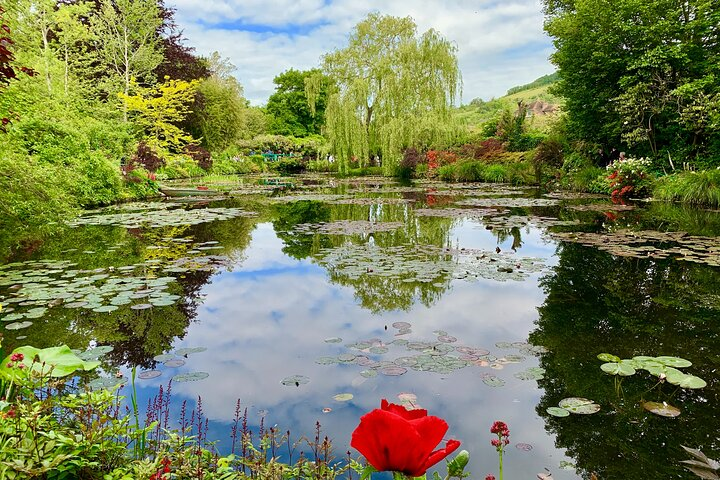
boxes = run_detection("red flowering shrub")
[351,399,461,477]
[604,157,653,198]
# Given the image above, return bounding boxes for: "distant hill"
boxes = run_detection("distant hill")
[455,73,562,133]
[505,72,559,96]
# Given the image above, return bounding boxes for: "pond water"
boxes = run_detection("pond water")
[1,174,719,479]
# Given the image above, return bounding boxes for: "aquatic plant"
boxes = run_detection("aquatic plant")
[489,421,510,480]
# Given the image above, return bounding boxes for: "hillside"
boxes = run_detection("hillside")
[455,73,562,132]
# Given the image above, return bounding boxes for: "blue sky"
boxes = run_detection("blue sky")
[167,0,556,105]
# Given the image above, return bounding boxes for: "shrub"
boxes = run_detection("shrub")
[271,156,306,175]
[533,137,564,183]
[130,141,165,173]
[437,164,456,181]
[454,161,485,182]
[398,147,425,178]
[184,144,212,170]
[483,164,509,182]
[605,156,654,198]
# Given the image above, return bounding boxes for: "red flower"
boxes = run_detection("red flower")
[486,476,496,480]
[351,399,461,477]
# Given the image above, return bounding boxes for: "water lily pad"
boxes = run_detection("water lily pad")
[324,337,343,343]
[665,370,707,389]
[93,305,119,313]
[281,375,309,386]
[174,347,207,356]
[601,361,636,376]
[130,303,153,310]
[88,376,126,390]
[164,359,186,368]
[481,374,505,387]
[558,397,600,415]
[138,370,162,380]
[392,322,411,329]
[172,372,209,382]
[380,366,407,376]
[333,393,354,402]
[514,367,546,381]
[547,407,571,417]
[360,369,378,378]
[655,356,692,368]
[153,354,176,362]
[597,353,621,363]
[315,356,339,365]
[643,401,681,417]
[516,443,533,451]
[5,321,33,330]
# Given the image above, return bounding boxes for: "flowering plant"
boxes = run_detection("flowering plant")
[488,421,510,480]
[605,156,654,198]
[351,399,465,479]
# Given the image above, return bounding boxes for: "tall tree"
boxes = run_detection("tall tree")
[266,68,329,137]
[322,13,461,175]
[91,0,163,120]
[544,0,720,163]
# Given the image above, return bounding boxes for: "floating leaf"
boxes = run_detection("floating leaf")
[315,356,339,365]
[172,372,209,382]
[324,337,343,343]
[130,303,153,310]
[516,443,533,451]
[333,393,354,402]
[153,354,176,362]
[164,359,186,368]
[481,374,505,387]
[597,353,621,363]
[174,347,207,356]
[138,370,162,380]
[5,321,33,330]
[655,356,692,368]
[558,397,600,414]
[93,305,118,313]
[88,376,126,390]
[643,401,681,417]
[600,361,636,376]
[380,366,407,376]
[547,407,570,417]
[281,375,309,386]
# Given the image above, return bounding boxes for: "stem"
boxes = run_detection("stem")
[499,448,504,480]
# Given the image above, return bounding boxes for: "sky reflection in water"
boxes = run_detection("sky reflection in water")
[131,220,578,479]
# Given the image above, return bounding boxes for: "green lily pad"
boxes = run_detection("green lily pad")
[481,374,505,387]
[547,407,571,417]
[600,361,636,376]
[665,370,707,389]
[655,356,692,368]
[333,393,354,402]
[315,356,339,365]
[172,372,209,382]
[597,353,621,362]
[5,321,33,330]
[164,359,186,368]
[93,305,119,313]
[558,397,601,414]
[643,401,681,417]
[153,354,176,362]
[87,376,126,390]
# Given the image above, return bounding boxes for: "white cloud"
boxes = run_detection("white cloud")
[167,0,555,105]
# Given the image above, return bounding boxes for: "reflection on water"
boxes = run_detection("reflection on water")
[1,176,719,479]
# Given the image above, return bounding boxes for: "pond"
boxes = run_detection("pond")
[1,174,719,479]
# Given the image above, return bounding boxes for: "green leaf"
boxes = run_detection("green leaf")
[597,353,621,362]
[600,361,636,376]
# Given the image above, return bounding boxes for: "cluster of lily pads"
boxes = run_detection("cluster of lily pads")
[68,205,256,228]
[550,229,720,266]
[413,207,506,220]
[293,220,405,235]
[314,243,546,284]
[304,323,547,386]
[598,353,706,417]
[456,197,561,208]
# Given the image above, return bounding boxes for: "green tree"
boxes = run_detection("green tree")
[544,0,720,164]
[91,0,163,121]
[186,53,252,152]
[322,13,461,175]
[266,68,329,137]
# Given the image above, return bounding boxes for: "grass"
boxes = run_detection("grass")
[436,159,535,185]
[653,170,720,207]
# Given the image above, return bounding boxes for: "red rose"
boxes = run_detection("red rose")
[351,399,461,477]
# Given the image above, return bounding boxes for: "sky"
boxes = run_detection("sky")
[166,0,556,106]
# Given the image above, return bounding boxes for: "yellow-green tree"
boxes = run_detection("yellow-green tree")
[322,13,461,175]
[119,78,198,152]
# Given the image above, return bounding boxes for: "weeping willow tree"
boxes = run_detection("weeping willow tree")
[320,13,462,175]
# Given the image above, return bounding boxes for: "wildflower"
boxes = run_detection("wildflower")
[351,399,461,477]
[10,353,23,362]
